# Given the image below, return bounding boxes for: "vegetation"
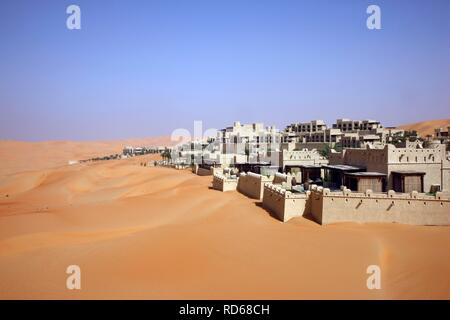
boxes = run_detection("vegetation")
[393,130,421,144]
[161,148,172,162]
[404,130,419,142]
[318,143,341,158]
[319,144,331,158]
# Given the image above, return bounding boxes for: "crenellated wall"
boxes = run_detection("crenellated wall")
[194,165,223,176]
[279,148,328,171]
[237,172,273,200]
[273,172,289,185]
[213,164,450,226]
[310,187,450,226]
[261,182,450,226]
[262,184,310,222]
[212,174,238,192]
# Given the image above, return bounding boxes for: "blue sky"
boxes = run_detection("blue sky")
[0,0,449,140]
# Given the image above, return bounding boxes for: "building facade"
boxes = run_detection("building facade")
[329,144,450,193]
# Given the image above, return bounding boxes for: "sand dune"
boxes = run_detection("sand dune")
[0,136,174,176]
[398,119,450,137]
[1,153,450,299]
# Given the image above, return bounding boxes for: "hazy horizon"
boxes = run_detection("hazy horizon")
[1,0,450,141]
[1,117,450,143]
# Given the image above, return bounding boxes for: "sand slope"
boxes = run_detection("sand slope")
[1,156,450,299]
[0,136,174,176]
[398,119,450,137]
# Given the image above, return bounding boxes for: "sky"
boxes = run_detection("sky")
[0,0,449,141]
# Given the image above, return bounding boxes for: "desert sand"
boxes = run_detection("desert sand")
[0,136,174,176]
[398,119,450,137]
[1,139,450,299]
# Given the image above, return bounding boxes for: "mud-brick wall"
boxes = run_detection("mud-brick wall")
[262,184,309,222]
[212,174,238,192]
[237,172,272,200]
[311,189,450,226]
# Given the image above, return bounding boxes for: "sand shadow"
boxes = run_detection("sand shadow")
[301,210,318,224]
[254,202,281,221]
[254,200,320,224]
[207,186,225,193]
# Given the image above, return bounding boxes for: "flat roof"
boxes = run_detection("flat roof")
[345,172,386,177]
[234,162,272,166]
[391,170,426,176]
[361,135,381,140]
[299,164,323,169]
[203,160,221,165]
[322,164,365,171]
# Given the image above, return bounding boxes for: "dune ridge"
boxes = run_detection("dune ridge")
[398,118,450,137]
[1,122,450,299]
[0,136,174,176]
[1,156,450,299]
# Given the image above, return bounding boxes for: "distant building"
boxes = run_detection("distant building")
[282,118,401,150]
[434,126,450,151]
[434,126,450,142]
[283,120,341,145]
[217,121,281,161]
[332,119,382,132]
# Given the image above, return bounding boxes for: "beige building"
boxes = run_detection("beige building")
[283,120,342,145]
[333,119,382,132]
[217,121,281,158]
[212,173,238,192]
[283,119,402,150]
[434,126,450,142]
[261,183,450,225]
[237,172,273,200]
[310,187,450,225]
[277,148,328,174]
[434,126,450,151]
[340,133,382,149]
[329,144,450,193]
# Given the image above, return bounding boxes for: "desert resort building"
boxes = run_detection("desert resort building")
[128,119,450,227]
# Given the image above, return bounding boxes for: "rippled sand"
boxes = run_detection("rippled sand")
[0,142,449,299]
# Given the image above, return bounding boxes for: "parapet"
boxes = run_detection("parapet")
[263,183,308,199]
[212,173,238,192]
[262,182,309,222]
[309,187,450,226]
[237,172,274,200]
[310,187,450,201]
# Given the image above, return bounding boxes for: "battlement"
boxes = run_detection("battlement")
[272,172,300,187]
[333,144,447,166]
[192,164,218,176]
[262,183,309,222]
[212,173,238,192]
[264,183,308,199]
[387,145,444,164]
[260,182,450,225]
[280,149,329,170]
[310,187,450,225]
[312,186,450,200]
[237,172,273,200]
[208,158,450,226]
[282,148,326,160]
